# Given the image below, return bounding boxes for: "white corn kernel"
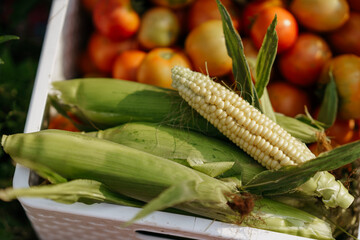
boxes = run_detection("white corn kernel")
[171,66,315,170]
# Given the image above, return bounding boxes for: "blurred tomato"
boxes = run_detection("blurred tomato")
[87,32,138,73]
[290,0,350,32]
[185,20,232,77]
[137,48,192,89]
[150,0,195,9]
[187,0,241,31]
[78,50,102,76]
[81,0,98,12]
[278,33,332,87]
[326,118,355,144]
[242,38,259,59]
[48,115,79,132]
[267,81,311,117]
[348,0,360,12]
[112,50,146,81]
[242,0,284,35]
[328,12,360,56]
[93,0,140,41]
[250,6,298,53]
[320,54,360,119]
[138,7,180,50]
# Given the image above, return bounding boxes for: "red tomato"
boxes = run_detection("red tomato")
[320,54,360,119]
[290,0,350,32]
[278,33,332,87]
[93,0,140,41]
[112,50,146,81]
[87,32,138,73]
[328,12,360,56]
[267,81,311,117]
[187,0,241,31]
[250,6,298,53]
[242,0,284,35]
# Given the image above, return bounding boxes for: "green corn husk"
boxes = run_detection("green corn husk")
[86,122,265,183]
[50,78,319,143]
[1,130,334,239]
[50,79,221,137]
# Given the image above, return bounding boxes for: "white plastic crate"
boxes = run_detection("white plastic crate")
[12,0,359,239]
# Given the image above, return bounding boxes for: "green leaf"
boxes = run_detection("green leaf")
[189,161,235,178]
[255,15,278,98]
[0,35,19,45]
[216,0,262,111]
[260,89,276,122]
[317,72,338,129]
[127,181,199,225]
[275,113,321,143]
[244,139,360,195]
[0,179,143,207]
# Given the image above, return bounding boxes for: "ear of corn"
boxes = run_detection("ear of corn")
[50,79,222,137]
[1,130,334,239]
[50,78,320,143]
[1,129,236,221]
[171,65,354,209]
[88,122,265,182]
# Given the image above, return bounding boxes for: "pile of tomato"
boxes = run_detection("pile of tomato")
[71,0,360,150]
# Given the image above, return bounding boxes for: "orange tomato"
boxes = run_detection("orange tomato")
[290,0,350,32]
[92,0,140,41]
[137,7,180,50]
[137,48,192,89]
[326,118,355,144]
[267,81,311,117]
[187,0,241,31]
[185,20,232,77]
[112,50,146,81]
[87,32,138,73]
[319,54,360,119]
[48,114,79,132]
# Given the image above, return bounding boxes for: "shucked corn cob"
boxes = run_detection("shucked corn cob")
[171,65,354,209]
[1,130,334,239]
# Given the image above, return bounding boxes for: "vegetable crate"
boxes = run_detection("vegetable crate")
[12,0,360,239]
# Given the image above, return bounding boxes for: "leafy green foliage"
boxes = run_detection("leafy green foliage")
[245,139,360,195]
[255,16,278,98]
[216,0,262,112]
[317,72,338,129]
